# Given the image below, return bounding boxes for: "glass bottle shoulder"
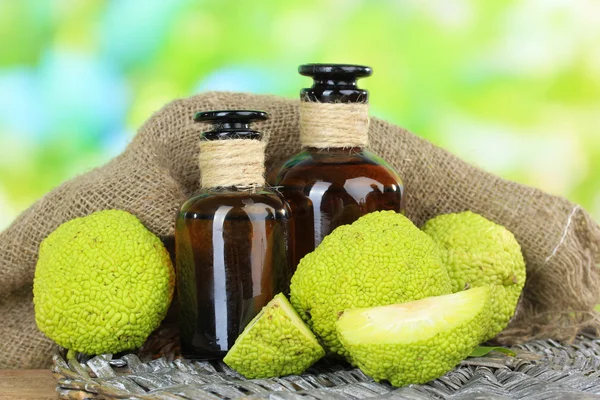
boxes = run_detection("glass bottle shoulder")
[269,147,403,188]
[179,188,289,221]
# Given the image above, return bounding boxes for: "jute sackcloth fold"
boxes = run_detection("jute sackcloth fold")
[0,91,598,368]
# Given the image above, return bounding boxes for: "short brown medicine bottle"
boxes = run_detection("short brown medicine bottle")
[176,110,290,360]
[268,64,405,271]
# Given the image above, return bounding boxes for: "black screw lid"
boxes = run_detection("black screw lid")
[299,63,372,103]
[194,110,268,140]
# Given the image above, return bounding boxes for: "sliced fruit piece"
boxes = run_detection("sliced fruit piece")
[223,293,325,378]
[336,286,491,387]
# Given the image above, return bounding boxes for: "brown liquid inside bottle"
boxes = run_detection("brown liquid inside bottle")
[268,64,405,270]
[269,148,403,271]
[176,110,290,360]
[176,190,289,359]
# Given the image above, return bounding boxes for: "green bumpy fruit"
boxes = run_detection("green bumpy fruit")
[290,211,453,356]
[33,210,175,355]
[223,293,325,378]
[422,211,526,341]
[336,286,491,387]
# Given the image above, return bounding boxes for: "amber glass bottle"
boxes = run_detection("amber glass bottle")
[268,64,405,271]
[176,110,290,360]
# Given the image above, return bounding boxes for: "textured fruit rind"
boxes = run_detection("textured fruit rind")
[33,210,175,355]
[337,286,491,387]
[290,211,453,356]
[422,211,526,341]
[223,293,325,378]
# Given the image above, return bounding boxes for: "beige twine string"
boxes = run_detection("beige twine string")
[299,102,370,148]
[199,139,266,189]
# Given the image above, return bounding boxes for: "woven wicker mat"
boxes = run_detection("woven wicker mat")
[52,332,600,400]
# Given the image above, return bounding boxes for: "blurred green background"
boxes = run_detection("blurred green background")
[1,0,599,231]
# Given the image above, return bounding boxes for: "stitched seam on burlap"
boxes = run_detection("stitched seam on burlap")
[544,205,581,264]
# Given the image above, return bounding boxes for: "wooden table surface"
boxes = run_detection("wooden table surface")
[0,370,57,400]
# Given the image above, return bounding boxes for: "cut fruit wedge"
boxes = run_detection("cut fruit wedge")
[336,286,491,387]
[223,293,325,379]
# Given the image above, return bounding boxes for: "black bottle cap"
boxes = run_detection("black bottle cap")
[299,63,372,103]
[194,110,268,140]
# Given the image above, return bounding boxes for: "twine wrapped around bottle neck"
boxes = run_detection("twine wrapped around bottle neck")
[299,102,370,148]
[199,139,266,190]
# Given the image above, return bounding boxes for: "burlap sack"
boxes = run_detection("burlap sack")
[1,92,599,369]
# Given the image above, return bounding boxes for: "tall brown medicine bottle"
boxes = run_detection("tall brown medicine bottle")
[176,110,290,360]
[268,64,405,271]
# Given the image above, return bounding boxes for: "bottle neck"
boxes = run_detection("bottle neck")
[301,84,368,103]
[299,101,370,149]
[199,139,266,190]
